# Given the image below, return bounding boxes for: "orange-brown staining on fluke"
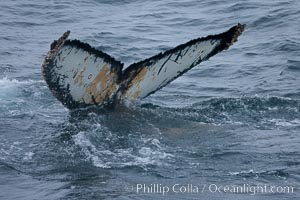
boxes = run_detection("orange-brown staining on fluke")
[85,65,109,97]
[123,67,148,99]
[74,66,86,86]
[94,82,118,103]
[132,67,147,84]
[83,64,119,104]
[133,90,141,99]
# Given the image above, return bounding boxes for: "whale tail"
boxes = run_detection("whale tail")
[42,24,245,109]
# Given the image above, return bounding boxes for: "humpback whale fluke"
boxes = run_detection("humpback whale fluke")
[42,24,245,109]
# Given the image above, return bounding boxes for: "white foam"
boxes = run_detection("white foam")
[229,169,256,176]
[73,131,110,168]
[0,77,42,100]
[24,152,34,160]
[269,118,300,127]
[72,131,174,169]
[0,76,34,87]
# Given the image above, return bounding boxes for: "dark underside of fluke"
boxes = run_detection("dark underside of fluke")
[42,23,245,109]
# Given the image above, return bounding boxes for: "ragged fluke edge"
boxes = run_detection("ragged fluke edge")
[42,24,245,109]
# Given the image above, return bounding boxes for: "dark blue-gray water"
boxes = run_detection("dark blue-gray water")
[0,0,300,199]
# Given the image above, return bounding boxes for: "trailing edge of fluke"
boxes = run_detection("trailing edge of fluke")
[42,23,245,109]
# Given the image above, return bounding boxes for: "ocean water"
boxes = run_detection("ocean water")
[0,0,300,199]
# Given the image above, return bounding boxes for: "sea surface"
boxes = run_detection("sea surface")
[0,0,300,199]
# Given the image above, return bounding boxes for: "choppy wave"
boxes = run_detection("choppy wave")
[0,76,299,173]
[72,131,173,169]
[1,0,300,199]
[229,169,289,179]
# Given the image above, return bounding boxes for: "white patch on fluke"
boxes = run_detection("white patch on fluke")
[123,40,221,100]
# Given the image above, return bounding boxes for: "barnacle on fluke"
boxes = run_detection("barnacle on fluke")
[42,24,245,109]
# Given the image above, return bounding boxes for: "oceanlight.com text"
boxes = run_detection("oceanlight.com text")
[128,183,295,196]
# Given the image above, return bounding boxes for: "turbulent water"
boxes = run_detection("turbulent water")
[0,0,300,199]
